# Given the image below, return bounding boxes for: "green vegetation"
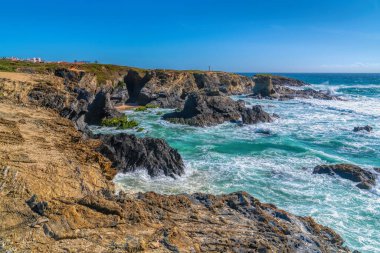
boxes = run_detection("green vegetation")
[137,127,144,132]
[101,115,139,129]
[134,104,159,112]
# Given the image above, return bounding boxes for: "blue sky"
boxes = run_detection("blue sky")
[1,0,379,72]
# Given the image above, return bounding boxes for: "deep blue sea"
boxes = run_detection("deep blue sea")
[92,73,380,253]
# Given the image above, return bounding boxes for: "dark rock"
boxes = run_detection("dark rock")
[251,75,338,100]
[253,75,275,97]
[254,128,272,135]
[123,70,254,109]
[241,105,273,124]
[28,85,67,111]
[85,90,123,125]
[375,168,380,173]
[26,195,48,216]
[54,68,86,85]
[313,164,377,189]
[353,125,373,132]
[162,92,246,126]
[96,133,185,178]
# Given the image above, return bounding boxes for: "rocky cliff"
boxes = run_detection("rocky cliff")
[0,69,353,252]
[123,70,254,108]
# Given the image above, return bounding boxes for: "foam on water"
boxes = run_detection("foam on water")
[93,74,380,252]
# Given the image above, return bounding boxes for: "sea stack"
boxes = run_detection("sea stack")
[253,75,275,97]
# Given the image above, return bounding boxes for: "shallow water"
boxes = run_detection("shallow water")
[91,73,380,252]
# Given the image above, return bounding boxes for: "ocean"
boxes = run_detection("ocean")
[92,73,380,253]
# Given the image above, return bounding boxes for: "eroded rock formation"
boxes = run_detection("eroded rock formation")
[96,133,185,178]
[313,164,377,189]
[252,75,338,100]
[163,92,273,127]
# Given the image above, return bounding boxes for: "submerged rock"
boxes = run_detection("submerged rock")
[96,133,185,178]
[353,125,373,132]
[163,92,272,127]
[313,164,377,189]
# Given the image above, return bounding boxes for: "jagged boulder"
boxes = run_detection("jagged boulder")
[85,90,123,125]
[353,125,373,132]
[163,92,273,127]
[251,74,337,100]
[253,75,275,97]
[96,133,185,178]
[241,105,273,124]
[162,92,245,126]
[313,164,377,189]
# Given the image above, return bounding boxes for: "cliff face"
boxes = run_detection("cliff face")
[123,70,254,108]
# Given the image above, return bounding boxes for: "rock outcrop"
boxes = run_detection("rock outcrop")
[96,133,185,178]
[163,92,273,127]
[124,70,254,108]
[313,164,377,189]
[252,75,337,100]
[353,125,373,132]
[0,71,354,252]
[241,105,273,124]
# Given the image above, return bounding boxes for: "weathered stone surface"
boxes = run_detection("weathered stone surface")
[163,92,273,127]
[97,133,185,178]
[241,105,273,124]
[253,75,275,97]
[162,92,246,126]
[85,90,123,125]
[313,164,377,189]
[353,125,373,132]
[0,69,354,253]
[251,75,338,100]
[124,70,254,108]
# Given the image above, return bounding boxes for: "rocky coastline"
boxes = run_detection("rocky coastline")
[0,64,356,252]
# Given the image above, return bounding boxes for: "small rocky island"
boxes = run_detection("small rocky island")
[0,60,354,252]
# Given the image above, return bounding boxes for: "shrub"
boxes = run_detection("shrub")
[101,115,139,129]
[134,106,148,112]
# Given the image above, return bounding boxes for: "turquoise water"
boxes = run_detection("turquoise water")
[92,73,380,253]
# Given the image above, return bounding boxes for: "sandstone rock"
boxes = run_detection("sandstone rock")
[353,125,373,132]
[96,133,185,178]
[253,75,275,97]
[313,164,377,189]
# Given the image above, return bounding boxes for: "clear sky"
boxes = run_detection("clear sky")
[1,0,379,72]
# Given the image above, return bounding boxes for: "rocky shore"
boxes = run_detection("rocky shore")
[0,66,354,252]
[251,75,338,100]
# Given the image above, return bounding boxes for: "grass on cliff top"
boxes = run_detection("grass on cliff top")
[0,59,146,84]
[255,73,291,79]
[101,115,139,129]
[0,59,243,84]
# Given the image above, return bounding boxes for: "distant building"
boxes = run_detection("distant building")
[28,57,43,63]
